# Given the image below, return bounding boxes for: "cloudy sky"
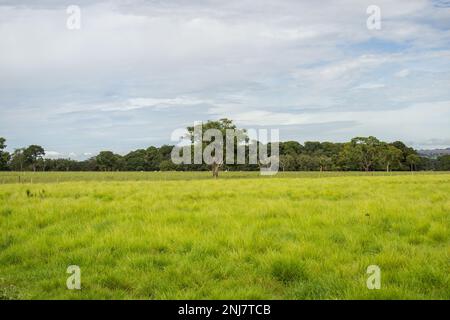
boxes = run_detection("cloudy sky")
[0,0,449,159]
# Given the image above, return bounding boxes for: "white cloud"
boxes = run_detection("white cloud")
[0,0,449,151]
[395,69,410,77]
[100,97,212,112]
[353,83,386,90]
[210,100,450,143]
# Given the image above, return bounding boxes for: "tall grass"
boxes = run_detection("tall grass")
[0,170,447,184]
[0,173,449,299]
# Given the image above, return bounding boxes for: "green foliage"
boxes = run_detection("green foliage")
[279,154,297,171]
[281,141,303,155]
[23,145,45,172]
[0,125,447,172]
[406,154,421,171]
[187,119,248,167]
[0,138,10,171]
[96,151,122,171]
[437,155,450,170]
[159,160,178,171]
[340,136,382,171]
[123,149,147,171]
[9,149,26,171]
[380,144,403,172]
[0,151,9,171]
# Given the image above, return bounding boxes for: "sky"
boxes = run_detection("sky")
[0,0,449,159]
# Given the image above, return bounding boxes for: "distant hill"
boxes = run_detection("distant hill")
[418,148,450,158]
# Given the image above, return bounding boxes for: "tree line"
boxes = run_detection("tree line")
[1,120,449,172]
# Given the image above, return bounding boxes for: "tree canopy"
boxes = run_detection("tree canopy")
[0,123,448,172]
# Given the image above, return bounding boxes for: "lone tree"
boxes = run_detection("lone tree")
[186,119,248,178]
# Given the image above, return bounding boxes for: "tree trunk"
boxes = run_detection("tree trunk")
[212,162,219,178]
[386,163,390,172]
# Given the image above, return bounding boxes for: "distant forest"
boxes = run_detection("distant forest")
[1,119,449,172]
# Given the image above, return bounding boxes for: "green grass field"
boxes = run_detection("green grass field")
[0,172,449,299]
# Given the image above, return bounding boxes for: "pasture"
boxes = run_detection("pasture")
[0,172,449,299]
